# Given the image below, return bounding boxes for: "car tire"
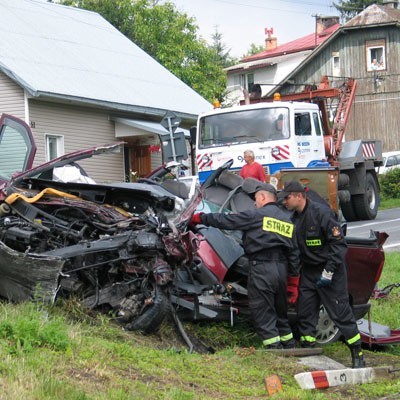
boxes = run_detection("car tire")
[125,286,170,334]
[315,305,342,345]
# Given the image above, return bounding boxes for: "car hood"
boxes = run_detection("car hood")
[9,142,125,187]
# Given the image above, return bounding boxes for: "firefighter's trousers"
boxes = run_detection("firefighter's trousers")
[297,263,360,345]
[247,256,292,346]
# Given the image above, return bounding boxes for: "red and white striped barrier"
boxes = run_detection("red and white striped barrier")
[295,366,394,389]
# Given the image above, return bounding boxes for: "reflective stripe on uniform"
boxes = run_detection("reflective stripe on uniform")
[346,333,361,345]
[300,335,316,343]
[262,217,294,238]
[306,239,322,246]
[280,333,293,342]
[262,336,281,346]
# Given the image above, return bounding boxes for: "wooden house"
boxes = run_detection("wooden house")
[273,1,400,151]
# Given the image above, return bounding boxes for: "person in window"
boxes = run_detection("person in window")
[371,58,384,71]
[371,58,379,70]
[240,150,266,182]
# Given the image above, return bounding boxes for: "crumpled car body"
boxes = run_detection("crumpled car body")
[0,113,201,332]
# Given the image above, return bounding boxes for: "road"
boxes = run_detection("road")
[346,208,400,252]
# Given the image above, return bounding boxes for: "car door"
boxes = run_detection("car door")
[0,114,36,184]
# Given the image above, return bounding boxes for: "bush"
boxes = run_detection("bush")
[379,168,400,198]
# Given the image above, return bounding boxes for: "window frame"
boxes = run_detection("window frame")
[45,134,64,161]
[366,39,386,72]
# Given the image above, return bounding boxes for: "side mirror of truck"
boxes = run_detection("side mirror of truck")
[190,126,197,145]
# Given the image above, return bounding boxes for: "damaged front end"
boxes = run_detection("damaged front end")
[0,151,201,333]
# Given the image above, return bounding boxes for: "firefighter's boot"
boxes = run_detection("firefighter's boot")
[349,343,366,369]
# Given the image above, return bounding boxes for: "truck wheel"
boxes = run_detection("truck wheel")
[340,201,358,222]
[352,173,379,220]
[315,305,341,345]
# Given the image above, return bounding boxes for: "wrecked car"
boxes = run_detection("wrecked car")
[0,113,393,348]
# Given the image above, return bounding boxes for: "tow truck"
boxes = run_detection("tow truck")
[192,76,382,221]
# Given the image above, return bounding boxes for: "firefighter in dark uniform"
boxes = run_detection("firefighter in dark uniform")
[280,180,365,368]
[191,182,300,349]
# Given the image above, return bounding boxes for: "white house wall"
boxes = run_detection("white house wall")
[226,52,311,104]
[29,101,124,183]
[0,73,25,120]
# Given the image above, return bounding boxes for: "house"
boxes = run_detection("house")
[270,0,400,152]
[0,0,212,181]
[224,16,340,104]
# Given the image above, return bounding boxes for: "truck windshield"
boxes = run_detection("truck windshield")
[199,107,290,149]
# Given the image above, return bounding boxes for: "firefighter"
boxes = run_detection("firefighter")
[191,182,300,349]
[279,180,365,368]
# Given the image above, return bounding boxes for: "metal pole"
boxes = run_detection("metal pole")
[167,117,177,162]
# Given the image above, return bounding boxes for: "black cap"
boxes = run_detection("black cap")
[254,182,277,196]
[278,180,306,199]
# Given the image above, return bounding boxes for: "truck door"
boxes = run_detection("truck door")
[294,111,325,167]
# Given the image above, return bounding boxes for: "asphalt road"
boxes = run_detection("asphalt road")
[346,208,400,252]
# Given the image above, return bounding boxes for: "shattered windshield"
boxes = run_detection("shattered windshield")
[199,107,290,148]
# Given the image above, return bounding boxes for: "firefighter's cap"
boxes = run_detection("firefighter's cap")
[278,180,306,199]
[254,182,277,196]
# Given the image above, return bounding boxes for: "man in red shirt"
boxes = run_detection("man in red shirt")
[240,150,266,182]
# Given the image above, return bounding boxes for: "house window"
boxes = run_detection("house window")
[366,39,386,71]
[247,73,254,92]
[45,134,64,161]
[240,73,255,91]
[332,52,340,77]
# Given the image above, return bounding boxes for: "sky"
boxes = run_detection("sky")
[167,0,338,58]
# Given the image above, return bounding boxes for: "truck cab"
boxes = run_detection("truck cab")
[196,102,327,183]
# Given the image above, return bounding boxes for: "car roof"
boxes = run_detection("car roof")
[382,151,400,157]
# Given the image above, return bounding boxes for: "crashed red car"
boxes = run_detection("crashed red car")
[0,113,395,348]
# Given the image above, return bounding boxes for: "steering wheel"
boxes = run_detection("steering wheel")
[201,159,234,190]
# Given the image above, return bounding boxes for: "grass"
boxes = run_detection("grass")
[0,251,398,400]
[379,195,400,210]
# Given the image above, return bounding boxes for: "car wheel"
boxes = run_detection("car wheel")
[123,286,170,334]
[315,305,342,345]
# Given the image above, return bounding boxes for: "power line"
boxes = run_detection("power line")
[209,0,335,15]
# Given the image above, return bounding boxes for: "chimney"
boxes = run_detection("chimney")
[316,16,340,34]
[264,27,277,51]
[383,0,398,8]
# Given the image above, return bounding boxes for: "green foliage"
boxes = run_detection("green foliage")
[333,0,384,21]
[60,0,229,103]
[379,168,400,198]
[370,252,400,354]
[243,43,266,58]
[0,302,70,353]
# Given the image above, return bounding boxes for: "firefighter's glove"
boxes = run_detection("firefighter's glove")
[190,212,204,226]
[316,269,334,288]
[287,275,300,305]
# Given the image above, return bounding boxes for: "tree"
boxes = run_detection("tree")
[243,43,266,58]
[209,28,238,68]
[333,0,384,21]
[60,0,228,103]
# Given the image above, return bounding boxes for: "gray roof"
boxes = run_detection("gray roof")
[0,0,212,120]
[344,4,400,28]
